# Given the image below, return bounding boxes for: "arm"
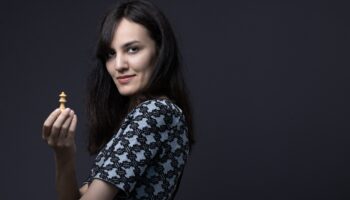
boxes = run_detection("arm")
[42,108,80,200]
[79,184,89,196]
[80,180,118,200]
[54,152,80,200]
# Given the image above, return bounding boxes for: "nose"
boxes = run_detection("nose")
[115,53,128,71]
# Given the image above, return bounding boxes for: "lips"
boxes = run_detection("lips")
[117,74,136,84]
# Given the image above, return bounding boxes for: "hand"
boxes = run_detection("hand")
[42,108,78,156]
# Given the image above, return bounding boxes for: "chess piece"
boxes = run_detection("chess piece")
[59,92,67,111]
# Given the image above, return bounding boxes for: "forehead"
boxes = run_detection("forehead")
[111,18,153,47]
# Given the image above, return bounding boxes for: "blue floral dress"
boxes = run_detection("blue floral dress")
[85,99,190,200]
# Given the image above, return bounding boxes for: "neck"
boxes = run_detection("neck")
[128,95,144,112]
[127,94,169,112]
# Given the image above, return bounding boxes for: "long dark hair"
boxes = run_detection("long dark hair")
[86,0,194,155]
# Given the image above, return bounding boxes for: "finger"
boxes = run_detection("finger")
[48,108,72,143]
[67,114,78,139]
[42,109,61,140]
[59,110,74,140]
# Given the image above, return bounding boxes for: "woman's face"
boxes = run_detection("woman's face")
[106,18,157,97]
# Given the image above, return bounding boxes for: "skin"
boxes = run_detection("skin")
[42,17,158,200]
[106,18,157,97]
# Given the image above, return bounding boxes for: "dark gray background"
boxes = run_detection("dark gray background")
[1,0,349,199]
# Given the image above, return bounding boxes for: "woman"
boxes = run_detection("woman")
[42,0,194,199]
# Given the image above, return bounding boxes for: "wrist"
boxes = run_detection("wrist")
[54,147,76,167]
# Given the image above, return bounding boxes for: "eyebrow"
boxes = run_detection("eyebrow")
[121,40,140,48]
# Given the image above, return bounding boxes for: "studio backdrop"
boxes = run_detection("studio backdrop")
[0,0,349,199]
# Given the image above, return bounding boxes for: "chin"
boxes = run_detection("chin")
[118,91,135,96]
[117,87,137,96]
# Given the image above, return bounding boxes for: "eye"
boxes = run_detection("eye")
[127,46,139,54]
[106,49,116,60]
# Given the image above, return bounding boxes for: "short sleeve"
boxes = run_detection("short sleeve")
[87,100,172,197]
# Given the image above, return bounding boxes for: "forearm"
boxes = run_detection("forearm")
[54,152,80,200]
[42,107,79,199]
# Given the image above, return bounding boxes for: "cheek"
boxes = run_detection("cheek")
[131,51,156,72]
[105,63,113,75]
